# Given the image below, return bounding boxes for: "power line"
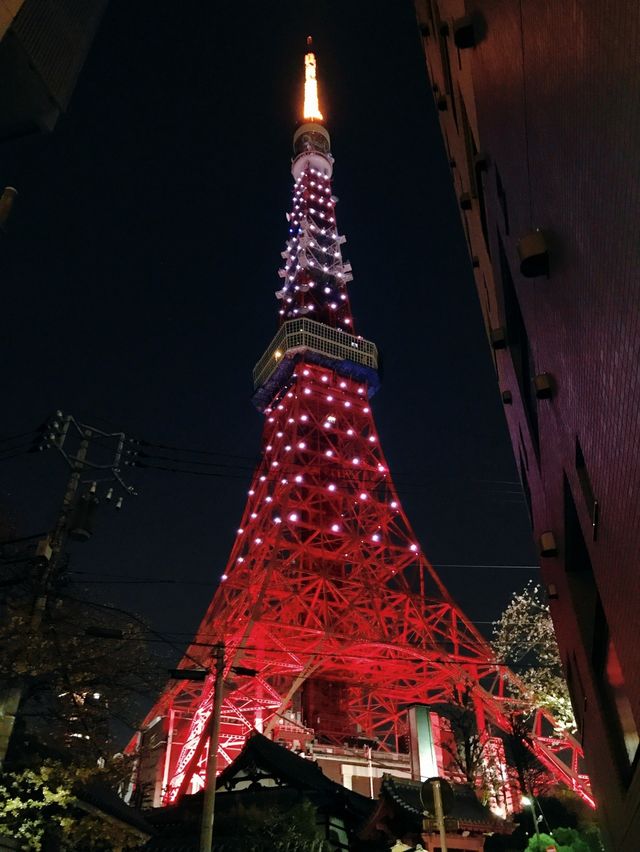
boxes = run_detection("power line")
[68,563,537,587]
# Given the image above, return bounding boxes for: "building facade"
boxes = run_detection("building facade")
[412,2,640,849]
[0,0,108,141]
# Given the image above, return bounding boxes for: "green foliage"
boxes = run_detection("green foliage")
[493,583,576,732]
[214,800,329,851]
[0,759,146,851]
[524,826,601,852]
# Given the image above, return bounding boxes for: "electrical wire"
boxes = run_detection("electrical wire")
[0,430,35,444]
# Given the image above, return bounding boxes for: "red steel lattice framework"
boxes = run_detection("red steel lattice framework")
[133,45,592,809]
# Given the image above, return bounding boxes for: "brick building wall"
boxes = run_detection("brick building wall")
[413,2,640,849]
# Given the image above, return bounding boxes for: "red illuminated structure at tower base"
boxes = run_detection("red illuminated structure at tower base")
[132,45,592,810]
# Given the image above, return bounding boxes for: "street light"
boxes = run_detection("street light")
[521,795,541,841]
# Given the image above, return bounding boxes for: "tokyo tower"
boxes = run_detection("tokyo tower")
[134,41,591,809]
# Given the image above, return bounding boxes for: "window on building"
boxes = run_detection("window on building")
[519,452,532,526]
[433,3,458,130]
[564,475,639,772]
[593,604,639,766]
[458,91,490,257]
[497,231,539,456]
[496,166,510,235]
[518,424,529,471]
[565,652,586,743]
[575,436,598,539]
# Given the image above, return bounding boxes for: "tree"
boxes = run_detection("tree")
[0,536,171,782]
[525,827,595,852]
[432,687,503,803]
[0,579,167,767]
[0,760,148,851]
[214,801,329,851]
[492,583,575,732]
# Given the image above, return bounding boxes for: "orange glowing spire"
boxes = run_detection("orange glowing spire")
[303,36,323,122]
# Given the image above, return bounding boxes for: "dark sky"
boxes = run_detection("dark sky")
[2,0,535,657]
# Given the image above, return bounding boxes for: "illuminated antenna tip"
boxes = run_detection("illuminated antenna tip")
[303,38,323,122]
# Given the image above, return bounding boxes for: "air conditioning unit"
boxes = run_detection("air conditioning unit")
[534,372,554,399]
[539,531,558,558]
[517,230,549,277]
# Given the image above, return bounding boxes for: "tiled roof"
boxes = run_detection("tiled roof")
[380,776,513,832]
[75,779,154,835]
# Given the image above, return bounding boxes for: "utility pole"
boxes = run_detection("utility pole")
[199,642,225,852]
[431,778,448,852]
[0,412,136,770]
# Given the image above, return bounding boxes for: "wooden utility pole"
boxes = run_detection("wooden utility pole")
[199,642,225,852]
[0,413,135,769]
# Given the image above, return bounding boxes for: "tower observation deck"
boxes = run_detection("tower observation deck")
[131,41,592,811]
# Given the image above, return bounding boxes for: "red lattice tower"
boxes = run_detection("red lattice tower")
[133,44,592,809]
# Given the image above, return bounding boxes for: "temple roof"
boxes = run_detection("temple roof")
[377,775,514,833]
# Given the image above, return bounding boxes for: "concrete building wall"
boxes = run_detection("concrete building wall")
[0,0,108,140]
[413,2,640,849]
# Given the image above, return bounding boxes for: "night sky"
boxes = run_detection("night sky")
[2,0,535,663]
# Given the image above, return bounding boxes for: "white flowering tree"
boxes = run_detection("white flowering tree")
[492,582,576,732]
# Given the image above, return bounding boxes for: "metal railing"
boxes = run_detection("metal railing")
[253,318,378,390]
